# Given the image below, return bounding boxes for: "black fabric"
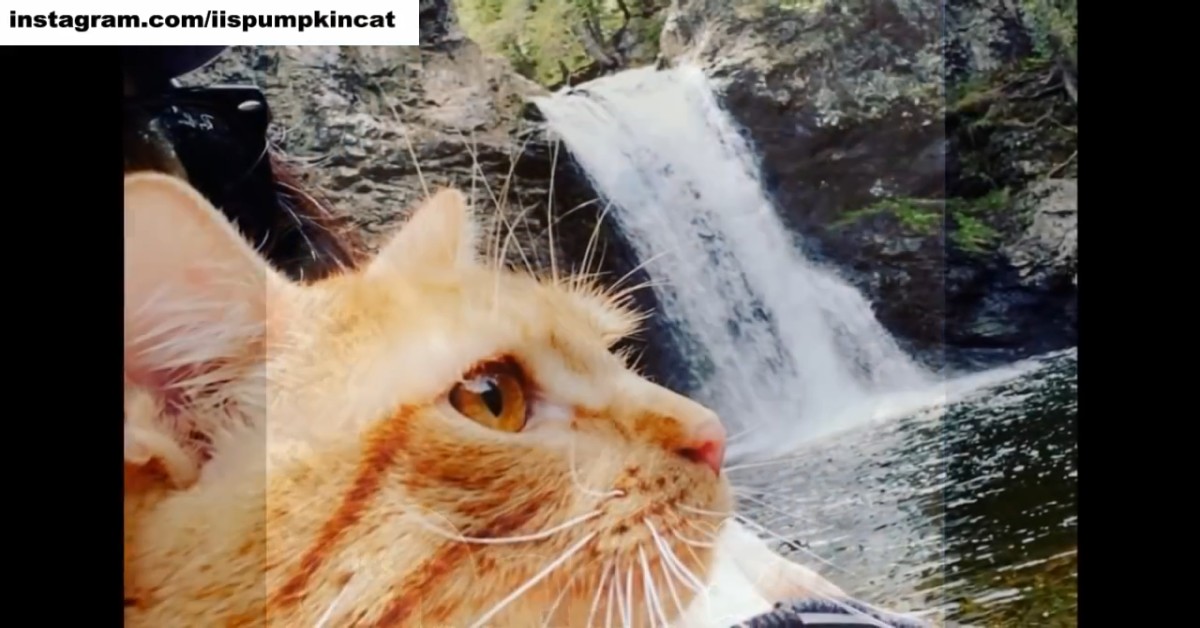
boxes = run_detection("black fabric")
[122,46,228,88]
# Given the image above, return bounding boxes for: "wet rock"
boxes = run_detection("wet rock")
[660,0,1077,366]
[1004,179,1078,289]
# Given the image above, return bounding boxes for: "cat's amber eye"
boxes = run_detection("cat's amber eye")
[448,359,528,433]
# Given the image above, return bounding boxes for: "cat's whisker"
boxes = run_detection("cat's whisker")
[605,564,618,628]
[372,78,428,199]
[497,200,538,278]
[558,268,606,287]
[733,490,819,527]
[722,455,807,474]
[547,136,561,283]
[616,344,649,376]
[675,534,710,590]
[644,520,703,596]
[487,205,548,313]
[252,228,272,256]
[732,514,856,578]
[648,521,717,626]
[494,132,539,276]
[540,563,583,627]
[639,546,670,627]
[612,559,628,628]
[608,278,670,303]
[274,180,343,267]
[676,503,733,518]
[648,537,686,624]
[612,562,629,628]
[466,134,482,257]
[275,183,336,237]
[463,138,503,274]
[453,129,524,276]
[623,565,636,628]
[276,197,320,262]
[637,555,653,628]
[644,527,688,622]
[466,530,597,628]
[407,507,604,545]
[605,249,676,297]
[500,129,533,216]
[680,517,722,543]
[455,129,497,209]
[672,529,715,548]
[580,199,616,285]
[587,562,613,628]
[723,426,757,448]
[540,197,601,242]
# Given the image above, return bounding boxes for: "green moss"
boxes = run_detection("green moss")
[1020,0,1077,65]
[949,70,993,105]
[951,81,1003,115]
[457,0,667,86]
[833,188,1009,253]
[949,189,1007,252]
[963,187,1011,213]
[836,197,942,232]
[952,212,997,253]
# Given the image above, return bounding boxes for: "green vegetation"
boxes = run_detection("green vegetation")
[834,188,1010,254]
[949,71,1001,114]
[835,197,941,233]
[456,0,666,86]
[1019,0,1077,67]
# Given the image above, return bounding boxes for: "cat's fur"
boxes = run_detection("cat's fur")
[123,172,842,627]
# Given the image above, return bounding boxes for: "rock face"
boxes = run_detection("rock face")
[181,6,605,273]
[659,0,1078,368]
[940,180,1077,363]
[1004,179,1077,289]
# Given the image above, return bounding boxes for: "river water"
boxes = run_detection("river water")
[732,348,1077,626]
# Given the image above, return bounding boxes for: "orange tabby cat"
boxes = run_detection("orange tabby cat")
[123,172,842,627]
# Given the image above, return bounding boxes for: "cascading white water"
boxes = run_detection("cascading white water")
[533,65,1021,459]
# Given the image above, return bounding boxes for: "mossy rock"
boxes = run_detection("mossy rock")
[948,56,1077,197]
[457,0,669,87]
[833,187,1013,255]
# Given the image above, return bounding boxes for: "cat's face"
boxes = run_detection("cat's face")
[124,172,733,626]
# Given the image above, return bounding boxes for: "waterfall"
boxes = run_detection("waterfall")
[533,65,972,459]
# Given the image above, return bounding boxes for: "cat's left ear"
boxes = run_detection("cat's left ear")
[368,188,478,275]
[125,172,295,396]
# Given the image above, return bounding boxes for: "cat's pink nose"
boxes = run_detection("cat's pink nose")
[676,419,726,476]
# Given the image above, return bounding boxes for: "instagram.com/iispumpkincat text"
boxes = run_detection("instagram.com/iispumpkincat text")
[9,10,397,33]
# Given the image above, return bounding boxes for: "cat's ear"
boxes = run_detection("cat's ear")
[368,188,478,274]
[124,172,293,396]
